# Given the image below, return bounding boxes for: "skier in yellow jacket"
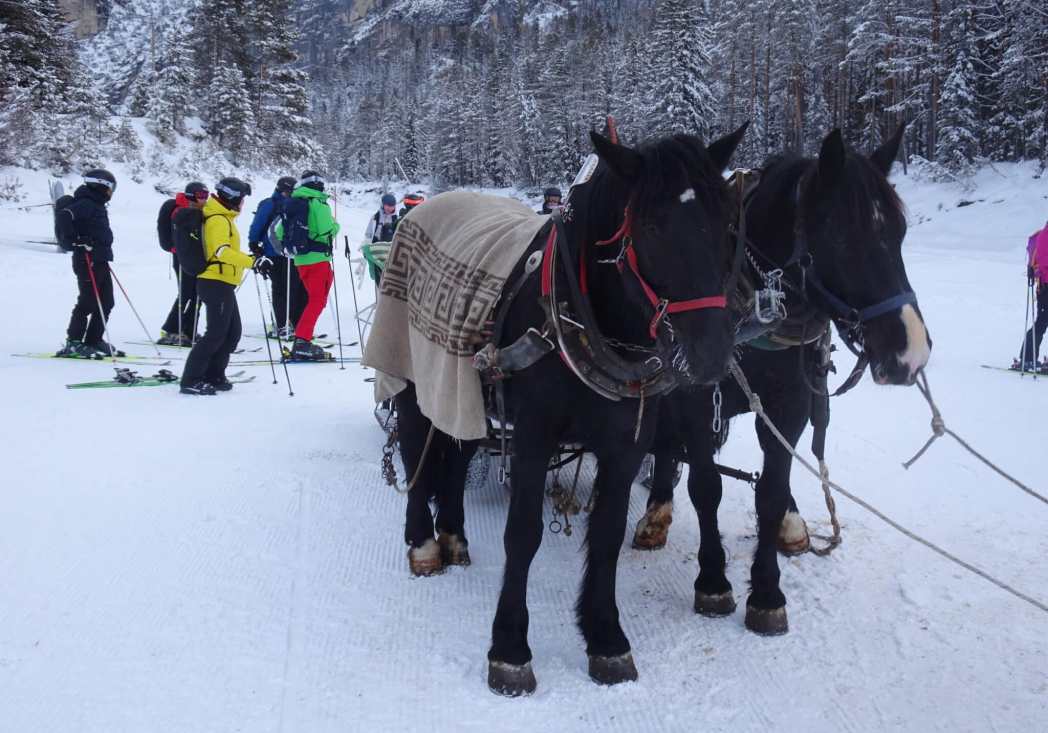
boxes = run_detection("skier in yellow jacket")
[181,177,269,395]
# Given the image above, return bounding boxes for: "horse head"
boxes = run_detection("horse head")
[584,123,748,386]
[797,125,931,385]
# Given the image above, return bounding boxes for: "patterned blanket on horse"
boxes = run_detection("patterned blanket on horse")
[362,190,551,440]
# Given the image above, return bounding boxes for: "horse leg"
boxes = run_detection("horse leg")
[579,446,647,686]
[746,392,808,635]
[779,492,811,556]
[686,430,735,617]
[632,406,678,550]
[487,421,559,697]
[395,383,443,577]
[435,438,480,567]
[632,454,677,550]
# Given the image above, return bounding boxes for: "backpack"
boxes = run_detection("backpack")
[172,207,227,277]
[157,198,178,253]
[278,196,313,256]
[54,194,77,252]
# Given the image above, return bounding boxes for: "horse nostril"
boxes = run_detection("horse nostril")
[874,364,888,381]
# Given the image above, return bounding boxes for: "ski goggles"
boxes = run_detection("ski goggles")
[189,189,209,201]
[84,176,116,192]
[546,197,562,206]
[403,196,424,206]
[216,181,252,198]
[382,204,396,214]
[298,174,326,188]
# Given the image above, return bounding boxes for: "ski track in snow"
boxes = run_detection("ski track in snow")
[1,163,1047,731]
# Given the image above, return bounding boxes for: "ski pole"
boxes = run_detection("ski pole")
[192,296,200,348]
[263,267,286,352]
[82,251,117,365]
[346,236,366,352]
[177,266,182,346]
[253,269,285,391]
[330,261,345,370]
[286,255,292,337]
[1021,272,1033,376]
[109,265,162,357]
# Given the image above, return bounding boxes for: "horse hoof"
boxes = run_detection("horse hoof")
[588,652,639,686]
[632,503,672,550]
[745,605,789,636]
[408,538,445,577]
[778,511,810,556]
[488,660,537,697]
[437,531,471,567]
[694,589,737,617]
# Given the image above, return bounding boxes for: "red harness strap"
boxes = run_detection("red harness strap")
[542,207,727,340]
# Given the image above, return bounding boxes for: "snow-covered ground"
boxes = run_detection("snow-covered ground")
[1,161,1046,732]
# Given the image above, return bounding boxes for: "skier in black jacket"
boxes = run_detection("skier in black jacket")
[158,182,208,345]
[56,169,119,358]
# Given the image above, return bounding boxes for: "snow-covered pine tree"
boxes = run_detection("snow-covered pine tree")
[936,1,981,180]
[641,0,716,141]
[208,64,258,169]
[146,28,195,143]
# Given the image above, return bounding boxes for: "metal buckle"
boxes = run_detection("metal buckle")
[755,269,787,324]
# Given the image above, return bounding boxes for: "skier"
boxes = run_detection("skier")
[398,192,425,219]
[158,181,208,345]
[248,176,305,340]
[285,171,340,361]
[180,177,268,395]
[539,186,562,215]
[56,169,119,358]
[1015,221,1048,373]
[362,192,398,284]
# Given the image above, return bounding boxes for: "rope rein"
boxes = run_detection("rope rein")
[903,370,1048,507]
[728,359,1048,615]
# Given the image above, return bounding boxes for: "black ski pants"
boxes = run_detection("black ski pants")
[1020,286,1048,361]
[271,255,306,329]
[182,279,242,384]
[67,256,114,344]
[161,253,199,336]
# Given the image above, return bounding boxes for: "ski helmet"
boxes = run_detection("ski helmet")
[185,181,209,202]
[215,177,252,208]
[403,192,425,209]
[277,176,297,195]
[83,169,117,194]
[381,193,396,207]
[544,186,562,202]
[298,171,325,191]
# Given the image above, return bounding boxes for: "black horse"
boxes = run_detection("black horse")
[394,125,748,696]
[633,126,932,635]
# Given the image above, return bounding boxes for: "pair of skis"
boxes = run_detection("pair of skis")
[66,368,256,390]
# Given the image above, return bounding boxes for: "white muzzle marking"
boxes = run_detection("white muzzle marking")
[897,304,930,378]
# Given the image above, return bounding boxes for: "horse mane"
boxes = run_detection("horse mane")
[756,151,907,242]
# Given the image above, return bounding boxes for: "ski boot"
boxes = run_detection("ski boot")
[180,380,217,396]
[85,341,127,358]
[1010,358,1037,373]
[159,331,194,346]
[56,339,97,359]
[1039,359,1048,376]
[267,326,294,340]
[286,337,330,362]
[210,375,234,392]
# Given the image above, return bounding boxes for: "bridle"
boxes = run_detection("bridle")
[786,175,919,394]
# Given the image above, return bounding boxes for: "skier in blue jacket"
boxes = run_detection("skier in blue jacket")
[248,176,305,339]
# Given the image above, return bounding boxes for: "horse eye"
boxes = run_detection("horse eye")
[644,224,659,235]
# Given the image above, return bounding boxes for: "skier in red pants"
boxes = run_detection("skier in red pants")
[286,171,340,360]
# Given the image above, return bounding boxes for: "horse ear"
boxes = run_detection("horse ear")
[706,121,749,172]
[817,129,847,187]
[590,131,644,182]
[870,122,906,176]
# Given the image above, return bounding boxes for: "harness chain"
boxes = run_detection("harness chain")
[730,358,1047,615]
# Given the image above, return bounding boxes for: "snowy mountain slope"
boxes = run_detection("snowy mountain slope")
[0,163,1046,731]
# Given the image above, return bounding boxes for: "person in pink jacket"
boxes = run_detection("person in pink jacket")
[1017,223,1048,370]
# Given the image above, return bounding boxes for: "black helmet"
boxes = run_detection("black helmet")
[215,177,251,207]
[403,192,424,209]
[277,176,297,195]
[298,170,325,192]
[544,186,562,201]
[381,193,396,207]
[185,181,209,202]
[83,169,117,194]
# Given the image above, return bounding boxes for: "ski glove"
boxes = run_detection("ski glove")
[252,255,274,280]
[248,241,264,258]
[74,235,94,251]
